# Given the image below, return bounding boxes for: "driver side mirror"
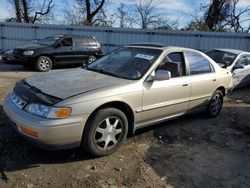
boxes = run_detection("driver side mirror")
[152,70,171,81]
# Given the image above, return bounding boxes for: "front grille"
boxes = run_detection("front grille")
[10,92,27,109]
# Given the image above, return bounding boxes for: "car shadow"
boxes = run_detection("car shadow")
[144,104,250,188]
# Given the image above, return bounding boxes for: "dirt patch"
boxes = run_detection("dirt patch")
[0,61,250,188]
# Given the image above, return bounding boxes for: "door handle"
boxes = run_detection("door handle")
[182,83,188,86]
[212,78,217,81]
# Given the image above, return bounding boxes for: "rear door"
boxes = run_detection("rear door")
[184,50,218,111]
[73,37,89,64]
[53,37,74,64]
[232,55,250,87]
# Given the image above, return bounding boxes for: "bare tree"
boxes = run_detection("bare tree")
[14,0,22,22]
[74,0,106,25]
[114,3,135,28]
[116,3,126,28]
[225,0,250,32]
[64,2,85,25]
[187,0,250,32]
[132,0,161,29]
[204,0,229,30]
[7,0,54,23]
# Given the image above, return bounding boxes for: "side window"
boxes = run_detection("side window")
[236,56,250,66]
[74,38,88,47]
[185,51,213,75]
[247,56,250,66]
[59,38,72,47]
[156,52,185,78]
[88,38,97,46]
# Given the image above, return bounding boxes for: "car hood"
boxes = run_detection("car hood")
[17,44,47,50]
[25,68,130,99]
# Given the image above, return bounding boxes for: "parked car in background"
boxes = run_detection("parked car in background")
[4,44,232,156]
[206,49,250,89]
[2,35,103,72]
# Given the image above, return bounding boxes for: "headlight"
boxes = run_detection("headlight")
[25,103,71,119]
[23,50,34,56]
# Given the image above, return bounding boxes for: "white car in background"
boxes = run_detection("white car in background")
[206,49,250,89]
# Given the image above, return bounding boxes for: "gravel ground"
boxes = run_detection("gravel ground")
[0,60,250,188]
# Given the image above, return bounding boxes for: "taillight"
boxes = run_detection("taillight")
[99,49,104,55]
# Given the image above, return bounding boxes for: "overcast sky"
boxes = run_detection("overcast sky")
[0,0,249,28]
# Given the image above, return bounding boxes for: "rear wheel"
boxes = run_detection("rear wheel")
[87,55,97,64]
[82,108,128,157]
[35,56,52,72]
[207,90,223,118]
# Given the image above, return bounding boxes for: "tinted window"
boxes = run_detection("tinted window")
[185,51,213,75]
[156,52,186,77]
[59,38,72,47]
[36,36,60,46]
[168,52,183,62]
[75,38,89,46]
[88,38,97,46]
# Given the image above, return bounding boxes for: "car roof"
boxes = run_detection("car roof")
[126,43,198,51]
[50,34,95,39]
[212,48,247,55]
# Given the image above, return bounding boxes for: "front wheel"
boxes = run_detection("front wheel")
[82,108,128,157]
[206,90,223,118]
[35,56,53,72]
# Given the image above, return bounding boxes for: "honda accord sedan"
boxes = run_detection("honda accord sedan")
[4,44,233,156]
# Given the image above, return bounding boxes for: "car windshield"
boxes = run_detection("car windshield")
[206,50,237,67]
[36,36,60,46]
[86,47,162,80]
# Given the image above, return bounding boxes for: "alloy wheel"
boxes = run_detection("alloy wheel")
[94,116,123,150]
[39,59,50,70]
[210,94,222,115]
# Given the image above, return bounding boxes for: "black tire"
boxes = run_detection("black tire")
[35,56,52,72]
[206,90,223,118]
[82,108,128,157]
[87,55,97,64]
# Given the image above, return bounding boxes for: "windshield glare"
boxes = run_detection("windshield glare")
[36,37,60,46]
[87,47,162,80]
[206,50,237,66]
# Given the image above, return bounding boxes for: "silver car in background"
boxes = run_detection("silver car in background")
[206,48,250,89]
[4,44,233,157]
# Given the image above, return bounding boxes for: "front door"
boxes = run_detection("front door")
[140,52,191,125]
[53,37,75,64]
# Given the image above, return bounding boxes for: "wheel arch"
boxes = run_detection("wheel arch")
[85,101,135,136]
[216,86,226,96]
